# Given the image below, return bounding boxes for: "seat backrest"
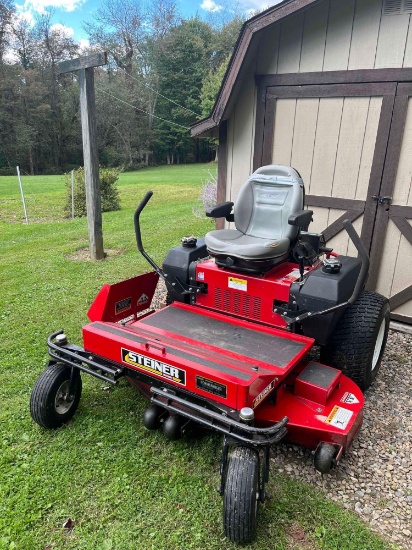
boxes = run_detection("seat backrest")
[234,165,304,240]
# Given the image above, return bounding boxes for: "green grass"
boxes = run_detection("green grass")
[0,165,395,550]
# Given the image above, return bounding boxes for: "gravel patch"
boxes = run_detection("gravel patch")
[150,285,412,548]
[271,330,412,549]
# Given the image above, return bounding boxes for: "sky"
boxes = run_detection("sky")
[13,0,277,46]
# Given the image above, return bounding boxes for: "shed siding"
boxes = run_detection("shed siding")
[272,97,382,200]
[323,0,355,71]
[299,2,329,72]
[225,73,257,201]
[227,0,412,199]
[271,95,382,253]
[254,0,412,76]
[348,0,382,70]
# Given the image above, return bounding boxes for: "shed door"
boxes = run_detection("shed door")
[369,83,412,324]
[256,83,396,257]
[254,82,412,324]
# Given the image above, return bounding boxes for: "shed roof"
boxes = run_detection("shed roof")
[190,0,322,137]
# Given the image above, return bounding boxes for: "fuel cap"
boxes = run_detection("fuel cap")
[322,257,342,274]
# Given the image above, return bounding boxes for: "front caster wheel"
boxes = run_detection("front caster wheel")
[143,405,166,430]
[30,363,82,429]
[314,443,336,474]
[163,415,184,440]
[223,446,259,544]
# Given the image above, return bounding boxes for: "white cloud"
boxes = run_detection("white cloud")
[200,0,223,13]
[17,0,85,15]
[240,0,282,14]
[50,23,75,37]
[16,10,35,26]
[78,38,90,51]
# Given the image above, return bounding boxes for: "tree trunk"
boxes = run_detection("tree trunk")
[28,145,34,175]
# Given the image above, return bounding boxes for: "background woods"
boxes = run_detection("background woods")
[0,0,246,175]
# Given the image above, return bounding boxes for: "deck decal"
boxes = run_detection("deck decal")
[121,348,186,386]
[196,376,227,398]
[253,380,275,409]
[340,392,359,405]
[325,406,353,430]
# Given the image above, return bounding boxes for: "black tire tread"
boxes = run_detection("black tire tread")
[30,363,82,429]
[223,446,259,544]
[321,291,390,391]
[314,443,335,474]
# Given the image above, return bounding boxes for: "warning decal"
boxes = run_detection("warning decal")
[341,392,360,405]
[325,406,353,430]
[228,277,247,292]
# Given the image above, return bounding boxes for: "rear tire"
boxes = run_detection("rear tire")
[30,363,82,428]
[223,446,259,544]
[320,291,390,391]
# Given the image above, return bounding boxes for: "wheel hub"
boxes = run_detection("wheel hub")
[55,380,74,414]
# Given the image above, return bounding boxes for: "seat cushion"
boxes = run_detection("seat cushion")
[205,229,290,260]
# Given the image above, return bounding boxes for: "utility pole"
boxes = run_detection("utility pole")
[58,52,107,261]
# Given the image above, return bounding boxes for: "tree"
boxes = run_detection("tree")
[153,18,212,164]
[0,0,250,173]
[84,0,144,77]
[0,0,14,64]
[200,55,230,117]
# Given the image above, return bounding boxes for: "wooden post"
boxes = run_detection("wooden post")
[59,52,107,261]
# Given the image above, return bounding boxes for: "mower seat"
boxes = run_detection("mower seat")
[205,165,305,272]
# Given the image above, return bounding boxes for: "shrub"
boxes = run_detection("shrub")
[64,166,121,218]
[192,170,217,220]
[0,166,16,176]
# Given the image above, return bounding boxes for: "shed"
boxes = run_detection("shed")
[192,0,412,325]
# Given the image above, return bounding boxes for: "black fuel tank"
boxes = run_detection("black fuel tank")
[292,256,362,345]
[163,238,208,302]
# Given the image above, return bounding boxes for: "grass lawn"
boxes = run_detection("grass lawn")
[0,164,395,549]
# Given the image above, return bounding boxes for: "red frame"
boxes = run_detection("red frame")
[194,259,316,328]
[83,258,364,454]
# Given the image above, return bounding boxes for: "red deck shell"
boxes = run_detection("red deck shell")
[82,299,364,452]
[83,303,314,410]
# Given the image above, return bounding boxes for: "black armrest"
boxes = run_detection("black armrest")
[206,201,234,221]
[288,210,313,231]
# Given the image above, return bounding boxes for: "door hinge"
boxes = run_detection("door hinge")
[372,195,392,205]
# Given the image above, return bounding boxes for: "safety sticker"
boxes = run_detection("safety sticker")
[284,268,302,280]
[137,293,149,306]
[341,392,360,405]
[325,406,353,430]
[198,271,205,281]
[115,297,132,315]
[228,277,247,292]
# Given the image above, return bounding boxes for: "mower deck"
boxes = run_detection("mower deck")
[81,302,364,452]
[83,302,313,410]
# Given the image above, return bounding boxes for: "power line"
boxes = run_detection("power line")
[95,87,190,131]
[116,66,202,118]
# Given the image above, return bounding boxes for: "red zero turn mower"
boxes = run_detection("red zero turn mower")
[31,165,390,544]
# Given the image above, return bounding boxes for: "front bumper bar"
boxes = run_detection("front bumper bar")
[46,330,288,447]
[47,330,123,385]
[151,386,288,447]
